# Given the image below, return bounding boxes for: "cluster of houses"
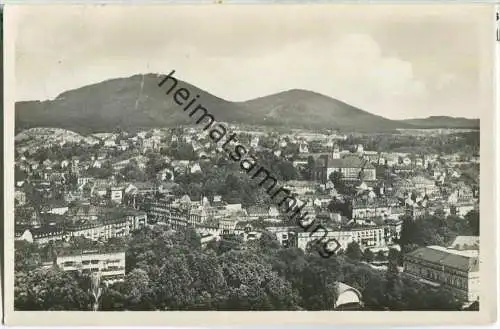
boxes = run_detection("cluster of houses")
[15,126,479,304]
[15,204,148,244]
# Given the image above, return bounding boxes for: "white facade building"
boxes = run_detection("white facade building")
[52,251,126,284]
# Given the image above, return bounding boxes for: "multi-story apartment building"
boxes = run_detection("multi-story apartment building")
[405,204,428,219]
[403,245,479,303]
[384,218,403,243]
[126,210,147,231]
[411,176,438,195]
[148,198,174,219]
[297,230,354,253]
[65,217,130,241]
[49,250,126,284]
[188,207,208,225]
[351,198,392,220]
[147,199,190,230]
[16,208,147,244]
[16,225,65,244]
[108,186,124,204]
[296,224,386,252]
[346,225,386,249]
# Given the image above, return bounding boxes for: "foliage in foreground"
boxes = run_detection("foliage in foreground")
[15,226,465,311]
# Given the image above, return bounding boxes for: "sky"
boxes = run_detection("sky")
[13,4,493,120]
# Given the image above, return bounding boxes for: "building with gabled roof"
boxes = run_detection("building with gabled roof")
[314,154,376,183]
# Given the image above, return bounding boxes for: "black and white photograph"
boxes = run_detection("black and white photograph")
[3,3,497,326]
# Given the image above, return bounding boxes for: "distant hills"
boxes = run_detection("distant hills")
[15,74,479,134]
[397,116,479,129]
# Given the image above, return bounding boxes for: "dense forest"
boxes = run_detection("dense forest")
[15,225,466,311]
[339,131,479,156]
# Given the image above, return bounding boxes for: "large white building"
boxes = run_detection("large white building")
[297,225,386,253]
[403,242,479,303]
[347,226,386,249]
[297,230,354,252]
[47,250,126,284]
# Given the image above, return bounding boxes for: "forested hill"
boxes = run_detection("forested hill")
[16,74,414,133]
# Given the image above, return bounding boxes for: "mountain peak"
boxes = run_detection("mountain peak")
[272,88,329,99]
[15,74,456,134]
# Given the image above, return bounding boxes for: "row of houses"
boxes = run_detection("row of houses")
[15,206,147,244]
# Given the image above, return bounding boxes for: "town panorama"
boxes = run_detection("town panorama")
[14,120,480,311]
